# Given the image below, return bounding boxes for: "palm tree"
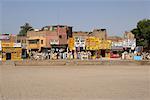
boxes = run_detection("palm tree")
[18,23,33,36]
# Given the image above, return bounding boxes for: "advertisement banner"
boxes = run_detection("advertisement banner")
[86,37,100,50]
[112,41,123,47]
[123,39,136,48]
[1,42,14,47]
[75,37,85,48]
[13,43,21,47]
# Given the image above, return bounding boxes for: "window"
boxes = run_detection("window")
[41,40,43,44]
[59,35,62,39]
[17,40,20,43]
[29,40,39,44]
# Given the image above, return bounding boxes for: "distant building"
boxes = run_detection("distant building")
[124,31,135,39]
[0,34,22,61]
[90,29,107,40]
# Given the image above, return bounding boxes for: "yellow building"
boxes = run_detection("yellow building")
[85,37,112,58]
[86,37,100,50]
[27,36,46,52]
[1,42,22,61]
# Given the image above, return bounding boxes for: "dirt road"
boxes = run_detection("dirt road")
[0,65,150,100]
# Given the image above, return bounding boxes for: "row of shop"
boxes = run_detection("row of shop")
[68,37,136,59]
[0,36,137,61]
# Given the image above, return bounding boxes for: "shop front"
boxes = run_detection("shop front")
[86,37,100,59]
[99,40,112,58]
[1,42,22,61]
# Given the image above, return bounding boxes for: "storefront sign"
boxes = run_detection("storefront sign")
[75,37,85,48]
[86,37,100,50]
[2,47,22,52]
[2,42,14,47]
[123,39,136,48]
[13,43,21,47]
[112,41,123,47]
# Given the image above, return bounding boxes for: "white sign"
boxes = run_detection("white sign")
[112,41,123,47]
[75,37,85,48]
[13,43,21,47]
[50,40,59,45]
[123,39,136,48]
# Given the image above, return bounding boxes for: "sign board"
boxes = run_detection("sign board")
[13,43,21,47]
[123,39,136,48]
[50,40,59,45]
[112,41,123,47]
[86,37,100,50]
[0,34,10,40]
[75,37,85,48]
[2,42,14,47]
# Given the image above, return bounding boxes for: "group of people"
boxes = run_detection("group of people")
[28,50,95,60]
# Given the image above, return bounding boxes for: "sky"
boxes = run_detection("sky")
[0,0,150,36]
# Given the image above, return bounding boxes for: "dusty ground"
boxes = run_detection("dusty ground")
[0,65,150,100]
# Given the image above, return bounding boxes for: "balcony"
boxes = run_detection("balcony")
[28,43,40,49]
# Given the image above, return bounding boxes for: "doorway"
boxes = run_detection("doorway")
[6,53,11,60]
[101,50,106,57]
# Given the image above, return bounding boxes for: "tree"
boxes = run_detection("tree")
[131,19,150,49]
[18,23,33,36]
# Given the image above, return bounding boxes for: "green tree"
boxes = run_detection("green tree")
[131,19,150,49]
[18,23,33,36]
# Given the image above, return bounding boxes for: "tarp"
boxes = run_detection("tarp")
[134,56,142,61]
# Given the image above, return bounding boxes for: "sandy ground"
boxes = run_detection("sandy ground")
[0,65,150,100]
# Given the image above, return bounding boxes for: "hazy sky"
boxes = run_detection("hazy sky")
[0,0,150,36]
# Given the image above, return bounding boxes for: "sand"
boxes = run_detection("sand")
[0,65,150,100]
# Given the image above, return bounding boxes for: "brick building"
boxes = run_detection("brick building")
[27,25,72,52]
